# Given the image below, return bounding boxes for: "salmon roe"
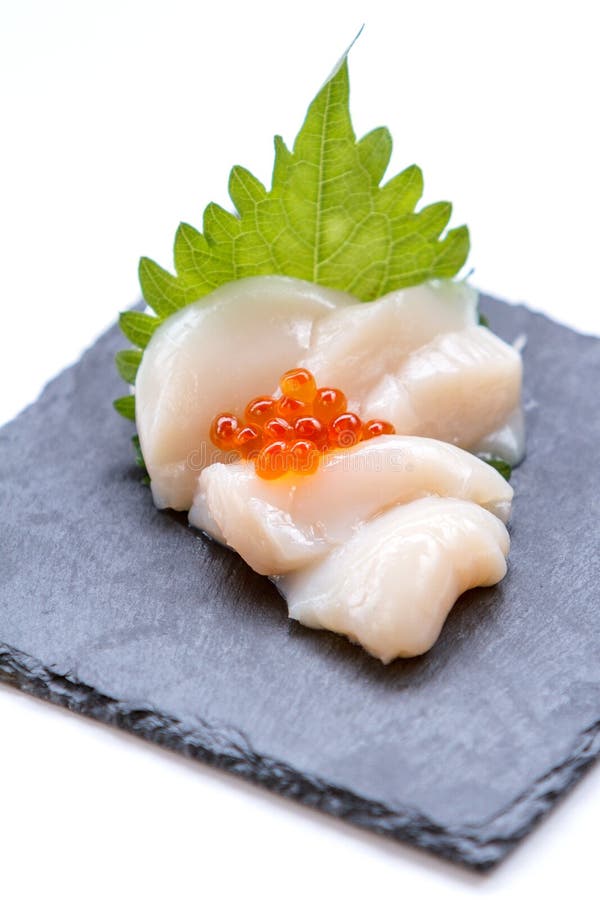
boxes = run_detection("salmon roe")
[363,419,396,440]
[313,386,346,423]
[209,367,395,480]
[276,395,309,420]
[263,416,294,441]
[245,396,276,425]
[209,413,240,451]
[294,415,326,447]
[233,423,263,458]
[279,367,317,403]
[328,412,362,448]
[255,440,289,480]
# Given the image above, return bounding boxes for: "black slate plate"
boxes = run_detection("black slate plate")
[1,296,599,871]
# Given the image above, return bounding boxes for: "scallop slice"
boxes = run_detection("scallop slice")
[189,435,513,575]
[277,497,510,663]
[135,276,356,510]
[360,325,523,454]
[300,280,523,463]
[300,279,479,402]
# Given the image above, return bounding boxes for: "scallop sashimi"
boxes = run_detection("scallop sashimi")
[132,274,522,662]
[135,276,355,510]
[136,276,524,511]
[189,435,513,575]
[277,497,510,662]
[300,285,523,463]
[298,279,479,399]
[361,326,523,456]
[116,53,527,667]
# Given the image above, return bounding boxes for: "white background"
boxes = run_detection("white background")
[1,2,599,897]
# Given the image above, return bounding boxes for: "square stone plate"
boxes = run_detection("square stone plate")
[1,296,599,870]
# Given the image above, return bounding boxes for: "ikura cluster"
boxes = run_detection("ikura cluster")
[209,368,395,480]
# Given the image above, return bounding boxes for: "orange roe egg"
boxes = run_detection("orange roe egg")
[329,412,362,448]
[245,396,277,425]
[276,395,310,421]
[264,417,294,441]
[209,413,240,450]
[289,439,320,475]
[294,415,326,447]
[363,419,396,440]
[255,440,289,480]
[279,367,317,403]
[234,423,263,458]
[313,387,347,423]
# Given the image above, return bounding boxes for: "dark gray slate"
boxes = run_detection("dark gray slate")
[1,296,599,870]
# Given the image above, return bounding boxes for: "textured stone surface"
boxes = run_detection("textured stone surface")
[1,296,599,870]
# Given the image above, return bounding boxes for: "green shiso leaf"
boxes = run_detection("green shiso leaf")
[131,434,150,484]
[115,349,143,385]
[113,395,136,421]
[134,57,469,312]
[119,311,160,349]
[115,50,471,397]
[131,434,146,469]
